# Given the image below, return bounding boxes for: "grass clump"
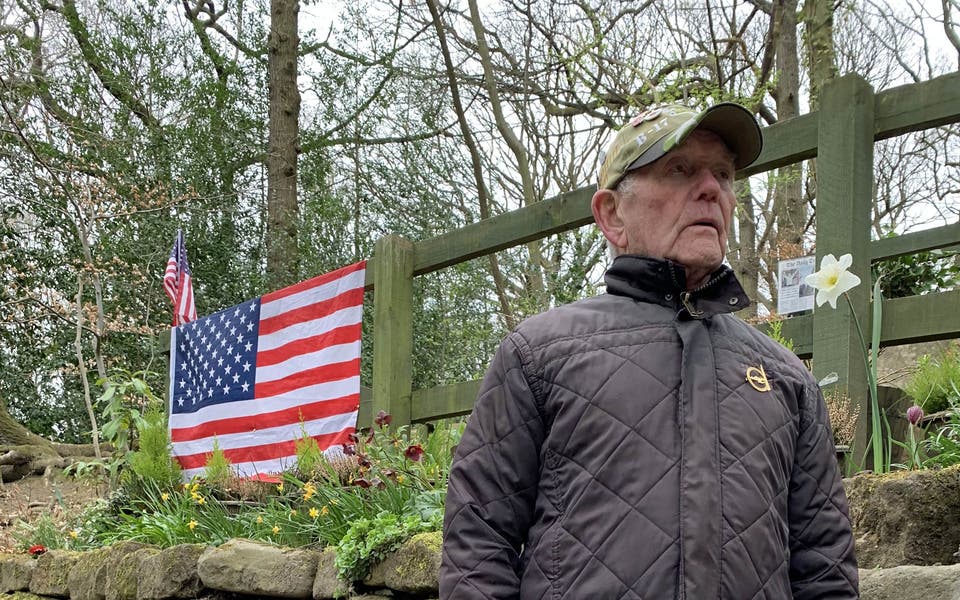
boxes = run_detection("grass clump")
[905,343,960,414]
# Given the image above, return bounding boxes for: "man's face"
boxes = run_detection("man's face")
[614,129,737,286]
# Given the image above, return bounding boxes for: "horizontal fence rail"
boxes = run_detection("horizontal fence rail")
[357,72,960,429]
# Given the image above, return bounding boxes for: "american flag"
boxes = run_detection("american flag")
[163,230,197,326]
[167,261,365,480]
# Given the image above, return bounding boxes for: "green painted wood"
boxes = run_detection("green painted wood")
[813,75,876,465]
[363,256,376,290]
[740,113,819,178]
[879,289,960,346]
[358,385,372,429]
[875,71,960,140]
[410,380,482,422]
[371,235,415,427]
[870,223,960,261]
[412,187,595,276]
[758,287,960,359]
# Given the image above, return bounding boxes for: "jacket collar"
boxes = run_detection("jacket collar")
[604,255,751,319]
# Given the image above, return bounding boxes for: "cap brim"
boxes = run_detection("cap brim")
[696,103,763,170]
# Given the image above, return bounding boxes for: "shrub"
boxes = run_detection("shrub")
[128,406,182,487]
[904,344,960,414]
[203,439,232,488]
[824,389,859,447]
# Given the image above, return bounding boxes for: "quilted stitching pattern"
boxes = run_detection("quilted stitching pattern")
[441,292,858,599]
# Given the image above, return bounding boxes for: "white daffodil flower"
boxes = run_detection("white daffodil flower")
[804,253,861,309]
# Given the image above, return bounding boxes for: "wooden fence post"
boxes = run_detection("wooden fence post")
[813,74,875,466]
[371,235,415,427]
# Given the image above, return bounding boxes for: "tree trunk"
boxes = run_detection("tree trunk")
[266,0,301,290]
[801,0,838,244]
[770,0,805,311]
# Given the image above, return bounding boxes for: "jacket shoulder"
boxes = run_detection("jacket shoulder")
[511,294,647,347]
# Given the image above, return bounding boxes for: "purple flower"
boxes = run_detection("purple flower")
[907,405,924,426]
[404,444,424,462]
[375,410,393,428]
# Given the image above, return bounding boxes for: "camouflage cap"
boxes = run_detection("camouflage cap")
[597,102,763,190]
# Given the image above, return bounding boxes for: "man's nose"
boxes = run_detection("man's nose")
[695,168,723,201]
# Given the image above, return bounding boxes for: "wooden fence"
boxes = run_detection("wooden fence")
[358,72,960,458]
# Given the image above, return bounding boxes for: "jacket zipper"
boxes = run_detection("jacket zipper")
[679,270,729,319]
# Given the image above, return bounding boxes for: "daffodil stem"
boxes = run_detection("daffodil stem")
[843,292,885,473]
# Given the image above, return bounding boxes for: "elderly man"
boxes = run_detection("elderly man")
[440,102,858,599]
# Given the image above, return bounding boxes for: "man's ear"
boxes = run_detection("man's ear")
[591,187,626,251]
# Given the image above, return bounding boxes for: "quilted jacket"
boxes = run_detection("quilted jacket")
[440,255,858,600]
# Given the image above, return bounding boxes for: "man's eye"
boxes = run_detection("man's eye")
[668,163,687,175]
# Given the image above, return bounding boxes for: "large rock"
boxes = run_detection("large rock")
[364,532,441,594]
[67,541,153,600]
[29,550,80,597]
[860,564,960,599]
[312,547,349,600]
[105,546,160,600]
[0,553,36,592]
[67,546,111,600]
[846,466,960,567]
[137,543,207,600]
[197,538,320,598]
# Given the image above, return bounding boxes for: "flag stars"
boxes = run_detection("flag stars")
[232,373,240,383]
[234,307,241,317]
[242,362,252,372]
[249,302,257,311]
[245,342,253,352]
[218,357,224,367]
[222,385,230,394]
[247,322,254,332]
[241,382,250,393]
[215,376,222,386]
[224,365,232,374]
[236,334,244,344]
[234,354,242,363]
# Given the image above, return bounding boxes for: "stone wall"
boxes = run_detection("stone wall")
[3,469,960,600]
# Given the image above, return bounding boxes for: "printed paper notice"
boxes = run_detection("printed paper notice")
[777,255,816,315]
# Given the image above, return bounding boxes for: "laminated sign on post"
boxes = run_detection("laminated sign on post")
[777,255,816,315]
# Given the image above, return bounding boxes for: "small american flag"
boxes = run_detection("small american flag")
[167,261,365,480]
[163,230,197,326]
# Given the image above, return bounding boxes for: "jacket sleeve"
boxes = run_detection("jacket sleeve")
[440,333,545,600]
[788,381,859,599]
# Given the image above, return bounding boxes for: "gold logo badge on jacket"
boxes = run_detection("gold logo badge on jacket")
[746,364,771,392]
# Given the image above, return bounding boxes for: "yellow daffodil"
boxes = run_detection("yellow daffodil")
[330,499,338,505]
[161,493,170,501]
[69,530,79,539]
[290,509,297,517]
[804,253,861,309]
[188,520,198,530]
[309,507,319,518]
[397,475,405,484]
[302,483,316,500]
[321,505,329,516]
[276,483,284,493]
[256,515,264,524]
[272,525,280,534]
[196,496,206,505]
